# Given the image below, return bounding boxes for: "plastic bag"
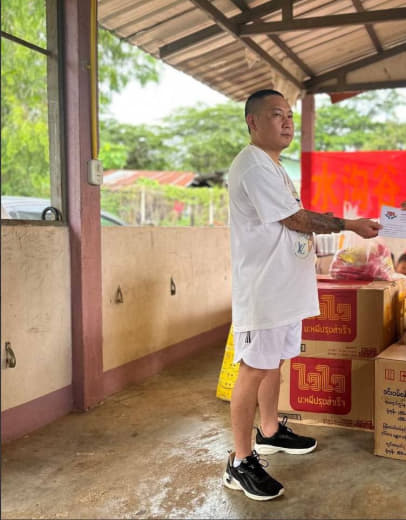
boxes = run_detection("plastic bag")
[329,239,395,281]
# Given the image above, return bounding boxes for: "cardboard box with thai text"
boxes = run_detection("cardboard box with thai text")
[300,278,404,360]
[216,329,374,430]
[374,343,406,461]
[278,355,374,430]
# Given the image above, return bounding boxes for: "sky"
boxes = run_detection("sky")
[109,63,228,125]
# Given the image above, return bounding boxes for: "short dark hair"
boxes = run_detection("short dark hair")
[397,253,406,264]
[245,89,284,118]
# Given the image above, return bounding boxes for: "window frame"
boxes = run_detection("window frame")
[1,0,66,224]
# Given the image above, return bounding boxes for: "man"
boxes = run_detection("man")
[223,89,381,502]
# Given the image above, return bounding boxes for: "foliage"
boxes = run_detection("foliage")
[98,27,161,110]
[290,90,406,154]
[99,102,252,174]
[1,0,50,197]
[101,179,229,227]
[161,102,250,173]
[1,4,161,197]
[100,90,406,174]
[99,119,172,170]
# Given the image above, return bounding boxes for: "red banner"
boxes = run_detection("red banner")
[301,151,406,218]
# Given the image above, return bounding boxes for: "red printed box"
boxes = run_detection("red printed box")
[300,278,400,360]
[290,357,352,415]
[302,289,357,342]
[279,355,374,430]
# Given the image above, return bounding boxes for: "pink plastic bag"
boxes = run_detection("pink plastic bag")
[329,240,395,281]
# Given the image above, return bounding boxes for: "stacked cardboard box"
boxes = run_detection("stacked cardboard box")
[374,342,406,461]
[216,277,406,432]
[278,278,404,430]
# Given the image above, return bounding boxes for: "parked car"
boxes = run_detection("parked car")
[1,196,126,225]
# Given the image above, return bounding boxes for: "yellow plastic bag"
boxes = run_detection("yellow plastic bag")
[216,325,240,401]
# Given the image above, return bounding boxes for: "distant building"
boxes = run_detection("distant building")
[103,169,195,189]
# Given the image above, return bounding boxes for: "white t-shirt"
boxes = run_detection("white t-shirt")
[228,144,320,332]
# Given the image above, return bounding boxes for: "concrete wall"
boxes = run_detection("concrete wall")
[1,225,232,414]
[1,225,72,411]
[102,227,232,371]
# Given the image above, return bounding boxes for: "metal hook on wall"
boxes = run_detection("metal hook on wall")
[5,342,16,368]
[115,286,124,303]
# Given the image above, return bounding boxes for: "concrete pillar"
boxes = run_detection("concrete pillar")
[63,0,104,410]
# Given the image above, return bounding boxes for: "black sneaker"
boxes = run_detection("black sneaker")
[254,416,317,455]
[222,450,284,501]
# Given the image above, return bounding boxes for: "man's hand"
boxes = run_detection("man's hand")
[401,201,406,210]
[345,218,382,238]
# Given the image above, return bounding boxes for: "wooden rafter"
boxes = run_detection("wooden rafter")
[159,0,301,59]
[304,42,406,90]
[228,0,314,78]
[239,8,406,35]
[184,0,302,89]
[314,79,406,93]
[351,0,383,53]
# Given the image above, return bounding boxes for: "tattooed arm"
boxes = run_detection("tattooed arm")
[281,209,382,238]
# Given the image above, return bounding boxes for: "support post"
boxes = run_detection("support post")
[301,94,315,152]
[300,94,315,208]
[63,0,104,410]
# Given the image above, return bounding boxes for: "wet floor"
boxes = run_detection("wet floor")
[2,344,406,519]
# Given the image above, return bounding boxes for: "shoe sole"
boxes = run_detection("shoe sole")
[222,472,284,501]
[254,441,317,455]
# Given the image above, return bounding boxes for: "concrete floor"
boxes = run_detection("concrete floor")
[2,344,406,520]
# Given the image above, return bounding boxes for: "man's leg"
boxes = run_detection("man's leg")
[257,361,283,437]
[230,361,268,459]
[255,359,317,456]
[223,351,285,501]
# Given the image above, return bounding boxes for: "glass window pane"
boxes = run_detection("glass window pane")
[1,37,50,215]
[1,0,47,49]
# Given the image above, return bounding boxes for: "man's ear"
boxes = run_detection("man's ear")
[246,113,256,132]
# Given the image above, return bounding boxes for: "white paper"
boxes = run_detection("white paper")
[378,205,406,238]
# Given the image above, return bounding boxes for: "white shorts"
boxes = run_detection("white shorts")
[233,321,302,369]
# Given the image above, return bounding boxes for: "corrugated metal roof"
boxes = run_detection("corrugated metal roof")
[103,169,196,188]
[98,0,406,105]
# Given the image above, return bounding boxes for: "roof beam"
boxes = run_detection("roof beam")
[185,0,302,89]
[314,79,406,93]
[351,0,383,53]
[304,42,406,90]
[159,0,301,59]
[117,6,195,35]
[239,8,406,35]
[228,0,314,78]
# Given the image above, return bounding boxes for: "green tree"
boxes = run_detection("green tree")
[162,102,250,173]
[291,90,406,153]
[100,102,252,173]
[98,27,161,111]
[100,119,172,170]
[1,4,161,197]
[1,0,50,196]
